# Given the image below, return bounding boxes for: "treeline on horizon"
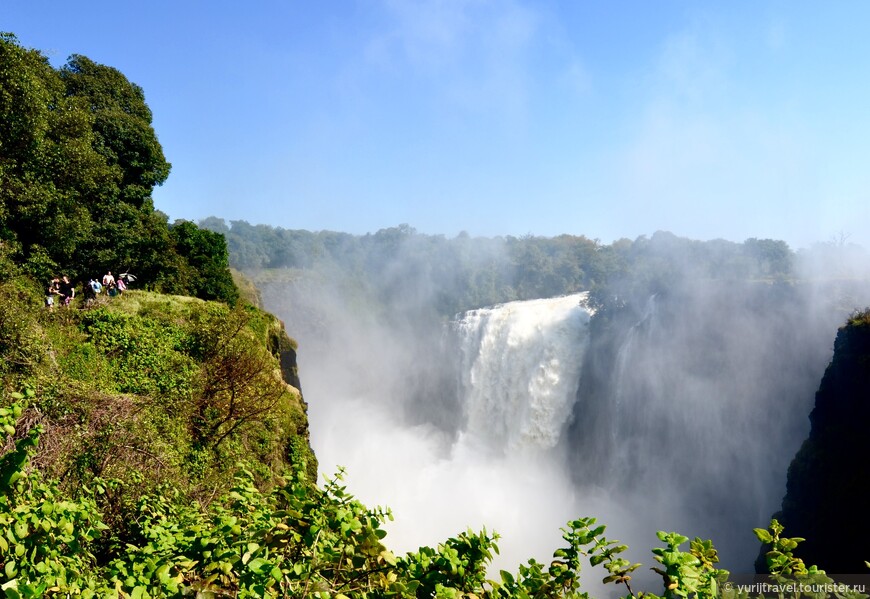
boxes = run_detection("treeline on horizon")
[202,217,801,316]
[0,33,237,303]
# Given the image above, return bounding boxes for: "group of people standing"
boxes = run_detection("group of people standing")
[46,271,129,309]
[45,275,77,308]
[86,270,127,300]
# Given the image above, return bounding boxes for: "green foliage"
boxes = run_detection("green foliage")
[399,528,496,597]
[81,307,197,397]
[753,520,830,584]
[0,280,313,531]
[68,293,310,488]
[743,239,792,280]
[59,54,170,204]
[0,280,44,380]
[168,220,240,304]
[202,220,800,326]
[847,308,870,328]
[0,391,108,597]
[1,394,866,598]
[646,532,727,599]
[183,303,297,451]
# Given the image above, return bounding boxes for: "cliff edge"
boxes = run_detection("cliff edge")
[759,309,870,573]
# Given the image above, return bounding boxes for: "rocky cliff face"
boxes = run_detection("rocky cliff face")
[759,310,870,573]
[269,322,303,392]
[267,320,319,479]
[568,282,840,568]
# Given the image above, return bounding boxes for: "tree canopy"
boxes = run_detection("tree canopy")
[202,218,797,318]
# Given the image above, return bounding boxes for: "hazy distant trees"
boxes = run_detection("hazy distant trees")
[744,237,792,278]
[200,217,799,317]
[0,33,237,302]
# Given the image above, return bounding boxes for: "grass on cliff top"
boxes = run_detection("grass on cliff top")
[847,307,870,328]
[1,277,313,503]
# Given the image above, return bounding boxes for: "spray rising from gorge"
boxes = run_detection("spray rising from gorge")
[217,223,870,573]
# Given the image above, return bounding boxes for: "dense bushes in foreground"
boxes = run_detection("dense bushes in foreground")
[1,393,862,598]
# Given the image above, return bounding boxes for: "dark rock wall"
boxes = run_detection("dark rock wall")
[568,281,843,569]
[760,314,870,573]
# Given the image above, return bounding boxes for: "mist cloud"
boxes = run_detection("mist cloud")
[248,230,869,583]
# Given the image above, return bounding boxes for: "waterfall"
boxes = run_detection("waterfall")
[611,293,659,408]
[452,293,593,453]
[261,274,845,574]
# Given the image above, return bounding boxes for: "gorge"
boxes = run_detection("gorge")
[255,270,857,575]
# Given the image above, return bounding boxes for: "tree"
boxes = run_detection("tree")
[743,238,793,278]
[60,54,170,208]
[0,35,237,302]
[170,220,239,303]
[0,33,103,278]
[187,305,292,449]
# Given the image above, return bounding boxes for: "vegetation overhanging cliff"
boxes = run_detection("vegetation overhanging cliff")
[0,256,317,484]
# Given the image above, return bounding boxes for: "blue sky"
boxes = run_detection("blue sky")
[5,1,870,249]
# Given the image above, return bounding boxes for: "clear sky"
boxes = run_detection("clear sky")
[5,1,870,249]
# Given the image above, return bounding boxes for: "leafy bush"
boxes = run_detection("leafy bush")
[847,308,870,328]
[0,391,108,598]
[0,278,46,382]
[80,308,197,398]
[2,391,864,599]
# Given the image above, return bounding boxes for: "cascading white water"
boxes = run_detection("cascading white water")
[611,294,658,407]
[453,293,594,453]
[277,291,595,570]
[260,268,857,578]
